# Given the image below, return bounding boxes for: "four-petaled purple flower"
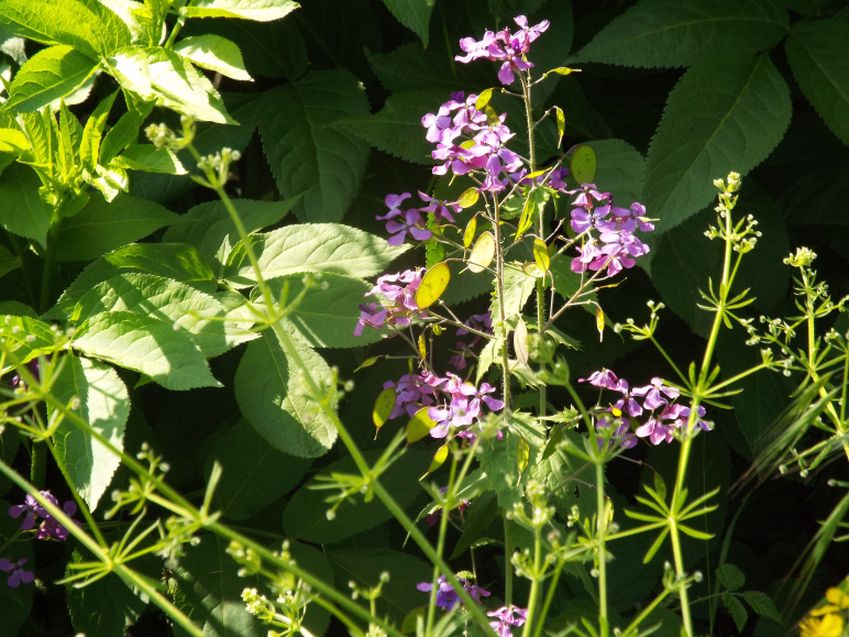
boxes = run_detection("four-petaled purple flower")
[354,269,425,336]
[416,575,490,610]
[0,557,34,589]
[9,490,76,541]
[487,605,529,637]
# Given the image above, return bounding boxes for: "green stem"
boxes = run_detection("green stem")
[504,518,514,606]
[520,524,544,637]
[29,441,46,488]
[595,460,609,637]
[492,197,512,411]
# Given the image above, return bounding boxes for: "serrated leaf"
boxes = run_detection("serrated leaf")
[786,19,849,147]
[54,192,178,262]
[723,593,749,632]
[532,238,549,272]
[226,223,407,287]
[174,34,252,81]
[80,91,117,172]
[0,164,51,246]
[50,355,128,509]
[381,0,435,46]
[114,144,186,175]
[717,564,746,591]
[204,419,312,520]
[257,70,370,222]
[742,590,783,624]
[366,42,489,93]
[578,0,787,68]
[108,46,234,124]
[73,311,220,390]
[0,315,60,371]
[234,331,337,458]
[179,0,299,21]
[416,262,450,308]
[491,263,536,322]
[6,45,97,112]
[646,56,791,233]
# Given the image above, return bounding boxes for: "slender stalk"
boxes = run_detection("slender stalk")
[520,522,543,637]
[595,460,609,637]
[492,196,512,410]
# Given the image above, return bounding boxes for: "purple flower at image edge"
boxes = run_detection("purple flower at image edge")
[9,490,76,541]
[0,558,34,588]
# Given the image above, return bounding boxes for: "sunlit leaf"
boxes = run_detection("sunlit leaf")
[406,407,436,443]
[415,262,450,308]
[373,387,396,430]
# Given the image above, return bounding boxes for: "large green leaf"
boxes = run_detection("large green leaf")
[50,355,128,510]
[578,0,787,68]
[225,223,408,288]
[234,331,337,458]
[381,0,434,47]
[0,164,52,246]
[173,34,252,81]
[203,419,312,520]
[108,47,234,124]
[257,70,370,222]
[586,138,645,204]
[6,45,98,112]
[54,192,178,262]
[366,42,489,93]
[179,0,299,21]
[334,90,444,164]
[786,19,849,147]
[0,244,21,279]
[0,0,131,58]
[0,315,59,371]
[73,311,220,390]
[645,56,791,233]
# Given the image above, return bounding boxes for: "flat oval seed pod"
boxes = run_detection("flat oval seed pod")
[406,406,436,443]
[373,386,396,430]
[415,262,450,308]
[467,231,495,273]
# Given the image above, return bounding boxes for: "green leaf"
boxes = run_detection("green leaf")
[203,419,312,520]
[234,331,337,458]
[54,192,178,262]
[179,0,299,21]
[786,19,849,147]
[257,70,370,222]
[162,197,297,267]
[73,311,220,390]
[0,244,21,279]
[0,315,59,370]
[80,91,118,173]
[578,0,787,68]
[381,0,435,47]
[334,90,444,164]
[742,590,783,624]
[723,593,749,633]
[174,34,252,82]
[270,273,383,348]
[0,0,132,58]
[114,144,186,175]
[585,139,645,204]
[108,46,234,124]
[645,56,791,233]
[50,355,128,509]
[717,563,745,592]
[283,449,429,543]
[366,42,488,93]
[491,263,536,322]
[225,223,408,288]
[6,45,97,112]
[0,163,52,246]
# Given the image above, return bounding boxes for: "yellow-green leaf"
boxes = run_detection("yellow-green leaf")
[532,238,550,273]
[516,193,535,239]
[550,66,580,76]
[513,318,529,366]
[423,443,449,476]
[517,437,530,474]
[553,106,565,148]
[467,231,495,273]
[457,187,480,209]
[406,407,436,443]
[569,145,597,184]
[416,262,450,308]
[463,215,478,248]
[0,128,29,154]
[475,88,494,110]
[417,333,427,360]
[373,386,396,430]
[355,355,384,372]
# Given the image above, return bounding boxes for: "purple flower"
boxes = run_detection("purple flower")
[578,369,621,391]
[376,192,432,245]
[416,575,490,610]
[455,16,550,85]
[8,494,42,531]
[37,501,77,541]
[487,605,528,637]
[9,490,76,542]
[0,558,34,589]
[632,377,679,410]
[596,417,637,450]
[354,269,425,336]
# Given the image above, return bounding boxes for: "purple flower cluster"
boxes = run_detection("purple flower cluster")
[375,192,460,246]
[354,269,425,336]
[382,370,504,439]
[9,491,76,541]
[449,313,493,371]
[579,369,712,446]
[416,574,490,610]
[421,92,523,192]
[455,15,550,85]
[488,605,529,637]
[568,184,653,277]
[0,558,33,589]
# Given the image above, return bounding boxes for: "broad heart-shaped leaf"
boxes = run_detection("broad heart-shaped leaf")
[578,0,787,69]
[586,139,645,204]
[203,419,312,520]
[54,192,178,262]
[645,55,791,233]
[180,0,299,21]
[257,70,370,222]
[381,0,435,47]
[0,0,131,58]
[234,330,337,458]
[108,46,234,124]
[283,449,429,544]
[225,223,408,288]
[6,45,97,112]
[0,163,52,246]
[162,197,297,268]
[0,501,34,635]
[173,34,252,81]
[50,355,128,510]
[334,90,445,164]
[268,274,384,348]
[73,311,221,390]
[786,19,849,147]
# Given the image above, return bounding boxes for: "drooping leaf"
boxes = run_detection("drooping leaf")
[5,45,98,112]
[381,0,435,47]
[578,0,787,68]
[203,419,312,520]
[174,34,252,81]
[645,56,791,233]
[54,192,178,262]
[225,223,408,288]
[0,163,52,246]
[234,331,337,458]
[257,70,370,222]
[73,311,220,391]
[179,0,299,22]
[786,19,849,147]
[50,355,129,510]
